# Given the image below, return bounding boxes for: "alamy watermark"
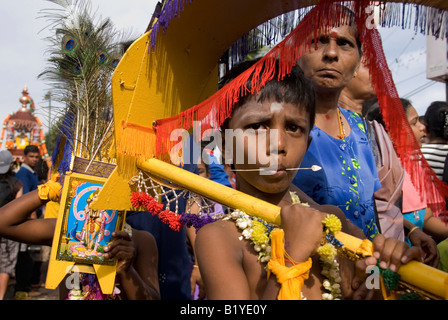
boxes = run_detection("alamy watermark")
[365,265,381,290]
[169,121,281,175]
[65,265,81,291]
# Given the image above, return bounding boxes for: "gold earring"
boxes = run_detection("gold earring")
[353,71,357,78]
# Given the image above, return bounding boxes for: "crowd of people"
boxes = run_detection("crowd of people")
[0,145,50,300]
[0,3,448,301]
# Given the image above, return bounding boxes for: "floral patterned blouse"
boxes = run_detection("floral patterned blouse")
[293,107,381,240]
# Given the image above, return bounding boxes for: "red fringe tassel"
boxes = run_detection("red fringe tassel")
[153,0,448,220]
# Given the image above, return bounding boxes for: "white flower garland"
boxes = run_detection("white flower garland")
[223,191,341,300]
[224,208,273,263]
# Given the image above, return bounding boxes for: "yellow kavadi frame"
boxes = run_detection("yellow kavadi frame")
[46,172,126,295]
[88,0,448,299]
[92,0,448,211]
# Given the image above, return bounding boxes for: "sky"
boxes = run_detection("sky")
[0,1,446,145]
[0,0,159,141]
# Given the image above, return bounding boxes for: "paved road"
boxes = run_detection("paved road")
[4,261,60,300]
[4,280,60,300]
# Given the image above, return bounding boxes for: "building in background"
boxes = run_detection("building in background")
[0,86,48,166]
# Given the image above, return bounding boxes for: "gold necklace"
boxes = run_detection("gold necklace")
[336,108,346,139]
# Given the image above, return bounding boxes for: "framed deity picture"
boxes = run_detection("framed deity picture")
[54,172,125,266]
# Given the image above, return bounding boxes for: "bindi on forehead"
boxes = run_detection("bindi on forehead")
[330,29,338,39]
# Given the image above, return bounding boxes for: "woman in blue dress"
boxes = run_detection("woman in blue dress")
[292,11,381,240]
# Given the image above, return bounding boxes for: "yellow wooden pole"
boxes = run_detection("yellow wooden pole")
[138,158,282,225]
[137,157,448,299]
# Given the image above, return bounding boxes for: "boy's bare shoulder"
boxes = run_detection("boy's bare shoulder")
[196,218,242,249]
[197,218,238,237]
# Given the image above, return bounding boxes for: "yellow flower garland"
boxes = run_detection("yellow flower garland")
[225,192,342,300]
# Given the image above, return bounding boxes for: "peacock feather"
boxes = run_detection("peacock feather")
[38,0,131,163]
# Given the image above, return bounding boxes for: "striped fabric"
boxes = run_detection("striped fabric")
[421,143,448,180]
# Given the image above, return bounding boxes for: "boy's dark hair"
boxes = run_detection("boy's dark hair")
[424,101,448,139]
[218,59,316,130]
[24,144,40,155]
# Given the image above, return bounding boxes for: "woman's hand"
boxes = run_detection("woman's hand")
[190,265,206,300]
[372,234,422,272]
[409,227,440,267]
[351,234,422,299]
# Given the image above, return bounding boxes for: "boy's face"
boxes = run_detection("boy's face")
[226,96,311,195]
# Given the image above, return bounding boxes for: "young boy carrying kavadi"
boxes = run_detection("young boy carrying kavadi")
[194,60,421,300]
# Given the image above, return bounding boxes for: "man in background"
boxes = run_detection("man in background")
[14,145,41,300]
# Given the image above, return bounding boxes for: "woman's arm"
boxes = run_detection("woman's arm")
[185,198,206,299]
[402,216,439,267]
[423,207,448,241]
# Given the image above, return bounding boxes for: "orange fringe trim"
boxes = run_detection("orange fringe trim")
[118,120,157,159]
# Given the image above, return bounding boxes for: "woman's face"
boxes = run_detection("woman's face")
[406,105,426,147]
[298,25,361,93]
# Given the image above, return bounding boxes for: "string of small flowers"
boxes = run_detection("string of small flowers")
[130,192,183,231]
[317,214,343,300]
[224,191,343,300]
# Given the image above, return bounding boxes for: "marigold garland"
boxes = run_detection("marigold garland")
[222,192,342,299]
[322,214,342,234]
[177,191,344,299]
[224,209,274,263]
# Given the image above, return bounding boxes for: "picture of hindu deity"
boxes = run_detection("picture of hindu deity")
[56,176,124,265]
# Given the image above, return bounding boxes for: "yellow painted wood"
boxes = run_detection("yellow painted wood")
[138,157,282,225]
[398,261,448,299]
[94,264,118,295]
[57,0,448,297]
[46,170,75,290]
[93,0,448,211]
[91,0,324,210]
[45,260,75,290]
[46,171,118,294]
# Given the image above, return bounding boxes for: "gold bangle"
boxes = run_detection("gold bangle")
[193,264,199,268]
[407,226,419,238]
